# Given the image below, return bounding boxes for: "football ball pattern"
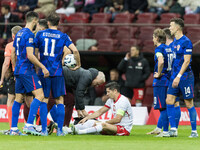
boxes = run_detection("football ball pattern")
[64,54,77,68]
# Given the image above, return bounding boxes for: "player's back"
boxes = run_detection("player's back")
[153,44,169,86]
[13,28,35,75]
[35,29,72,76]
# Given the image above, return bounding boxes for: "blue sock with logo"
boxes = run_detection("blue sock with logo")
[27,98,41,125]
[50,104,57,122]
[57,104,65,132]
[188,106,197,131]
[157,111,162,129]
[11,101,22,128]
[175,106,181,128]
[167,104,176,129]
[40,102,48,132]
[161,109,169,132]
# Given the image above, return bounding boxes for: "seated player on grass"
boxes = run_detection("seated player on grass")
[68,82,133,136]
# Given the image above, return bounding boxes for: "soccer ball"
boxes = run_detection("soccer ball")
[64,54,77,68]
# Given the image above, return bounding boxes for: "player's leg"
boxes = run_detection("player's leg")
[180,77,198,138]
[7,93,15,128]
[55,96,65,135]
[10,75,27,135]
[7,77,16,128]
[174,99,181,129]
[166,80,179,136]
[22,74,44,135]
[10,93,27,136]
[185,99,198,138]
[52,76,66,136]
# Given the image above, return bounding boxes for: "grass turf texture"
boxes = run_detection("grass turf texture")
[0,123,199,150]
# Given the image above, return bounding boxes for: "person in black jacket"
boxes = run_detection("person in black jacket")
[0,5,21,42]
[63,66,105,126]
[117,46,150,107]
[123,0,148,14]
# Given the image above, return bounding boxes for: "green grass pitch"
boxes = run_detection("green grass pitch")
[0,123,199,150]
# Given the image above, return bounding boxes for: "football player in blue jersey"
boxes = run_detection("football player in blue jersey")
[166,18,198,138]
[10,11,49,136]
[148,28,170,137]
[34,12,81,136]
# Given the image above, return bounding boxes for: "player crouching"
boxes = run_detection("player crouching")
[67,82,133,136]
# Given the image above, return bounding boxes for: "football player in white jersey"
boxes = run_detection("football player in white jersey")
[70,81,133,136]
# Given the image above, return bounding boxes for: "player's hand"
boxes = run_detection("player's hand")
[77,110,84,118]
[81,109,88,117]
[78,117,88,124]
[172,77,180,88]
[154,72,164,78]
[42,67,50,78]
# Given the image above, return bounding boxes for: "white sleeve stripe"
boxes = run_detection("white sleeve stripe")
[186,49,192,52]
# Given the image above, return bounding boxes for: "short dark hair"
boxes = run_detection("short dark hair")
[163,28,174,40]
[170,17,184,30]
[38,19,48,29]
[153,28,166,44]
[105,81,120,92]
[46,12,60,26]
[2,4,10,11]
[25,11,39,23]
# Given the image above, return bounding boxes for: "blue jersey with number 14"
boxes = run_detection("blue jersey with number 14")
[13,28,35,75]
[35,29,72,76]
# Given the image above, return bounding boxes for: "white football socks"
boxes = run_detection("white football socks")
[75,120,96,130]
[78,124,103,135]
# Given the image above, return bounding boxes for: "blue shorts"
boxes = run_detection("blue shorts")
[153,86,167,109]
[167,77,194,100]
[15,74,42,94]
[39,76,66,98]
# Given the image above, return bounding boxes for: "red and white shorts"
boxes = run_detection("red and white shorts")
[116,125,130,136]
[101,125,130,136]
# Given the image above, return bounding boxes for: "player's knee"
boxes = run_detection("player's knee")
[101,122,107,129]
[35,93,44,101]
[185,99,194,109]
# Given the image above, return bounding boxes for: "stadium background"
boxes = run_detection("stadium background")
[0,0,200,120]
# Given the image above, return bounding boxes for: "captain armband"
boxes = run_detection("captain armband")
[116,109,125,116]
[155,52,163,58]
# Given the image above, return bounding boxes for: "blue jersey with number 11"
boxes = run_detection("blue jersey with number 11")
[13,28,35,75]
[35,29,72,76]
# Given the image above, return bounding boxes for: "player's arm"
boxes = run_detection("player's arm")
[0,56,11,85]
[11,47,16,70]
[62,46,72,66]
[79,106,109,124]
[154,52,164,78]
[178,55,191,76]
[26,47,49,77]
[106,111,124,125]
[68,44,81,70]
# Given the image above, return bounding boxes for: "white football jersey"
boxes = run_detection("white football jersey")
[104,94,133,133]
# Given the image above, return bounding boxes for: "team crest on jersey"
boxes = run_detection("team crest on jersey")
[38,81,41,85]
[177,45,180,51]
[29,38,33,43]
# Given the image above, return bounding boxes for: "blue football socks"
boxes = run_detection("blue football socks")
[167,104,176,129]
[11,101,22,128]
[188,106,197,131]
[40,102,48,132]
[27,98,41,125]
[57,104,65,132]
[50,104,57,122]
[161,109,169,132]
[175,106,181,128]
[157,111,163,129]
